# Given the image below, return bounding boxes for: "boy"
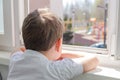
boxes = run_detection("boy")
[7,8,99,80]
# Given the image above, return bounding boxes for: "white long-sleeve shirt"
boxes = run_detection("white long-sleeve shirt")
[7,50,83,80]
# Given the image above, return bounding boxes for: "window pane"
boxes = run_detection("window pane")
[0,0,4,34]
[63,0,108,49]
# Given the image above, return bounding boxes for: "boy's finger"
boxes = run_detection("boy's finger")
[11,47,25,56]
[20,47,26,52]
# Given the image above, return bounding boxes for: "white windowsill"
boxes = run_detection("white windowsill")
[73,66,120,80]
[0,51,10,65]
[62,44,108,54]
[0,50,120,80]
[63,49,120,80]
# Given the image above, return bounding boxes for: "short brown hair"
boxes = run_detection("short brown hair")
[22,9,63,51]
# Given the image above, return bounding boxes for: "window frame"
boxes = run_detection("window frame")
[0,0,14,51]
[0,0,28,51]
[0,0,4,34]
[0,0,120,60]
[107,0,120,59]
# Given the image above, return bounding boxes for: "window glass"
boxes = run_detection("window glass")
[63,0,108,49]
[0,0,4,34]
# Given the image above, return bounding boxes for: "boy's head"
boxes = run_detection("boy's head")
[22,8,64,52]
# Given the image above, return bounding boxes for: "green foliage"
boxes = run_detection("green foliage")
[64,14,68,21]
[67,23,72,30]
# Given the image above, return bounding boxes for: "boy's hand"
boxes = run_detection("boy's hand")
[61,53,83,59]
[57,53,99,73]
[11,47,26,56]
[57,53,84,60]
[20,47,26,52]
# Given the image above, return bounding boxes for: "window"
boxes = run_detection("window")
[0,0,14,51]
[0,0,119,59]
[63,0,107,51]
[0,0,26,51]
[0,0,4,34]
[28,0,120,59]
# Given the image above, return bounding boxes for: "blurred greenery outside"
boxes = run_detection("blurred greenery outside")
[63,0,107,48]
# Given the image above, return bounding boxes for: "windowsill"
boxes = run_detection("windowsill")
[0,51,10,65]
[73,66,120,80]
[0,32,4,35]
[62,44,108,54]
[0,50,120,80]
[62,49,120,80]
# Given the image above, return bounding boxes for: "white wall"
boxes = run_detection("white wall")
[29,0,50,12]
[50,0,63,19]
[29,0,63,19]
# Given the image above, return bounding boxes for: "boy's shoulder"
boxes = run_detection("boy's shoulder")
[9,50,83,80]
[11,51,24,61]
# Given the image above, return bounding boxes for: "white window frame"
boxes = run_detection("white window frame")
[114,0,120,59]
[0,0,120,60]
[0,0,29,51]
[0,0,14,51]
[0,0,4,34]
[107,0,120,59]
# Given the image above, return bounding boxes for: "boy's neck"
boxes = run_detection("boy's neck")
[40,46,61,61]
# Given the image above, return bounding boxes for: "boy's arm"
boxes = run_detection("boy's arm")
[48,54,98,80]
[60,53,99,73]
[15,47,99,72]
[72,55,99,72]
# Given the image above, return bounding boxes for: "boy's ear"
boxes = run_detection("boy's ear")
[55,38,62,52]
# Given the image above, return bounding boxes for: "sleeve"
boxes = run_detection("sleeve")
[10,51,23,61]
[47,58,83,80]
[9,51,24,68]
